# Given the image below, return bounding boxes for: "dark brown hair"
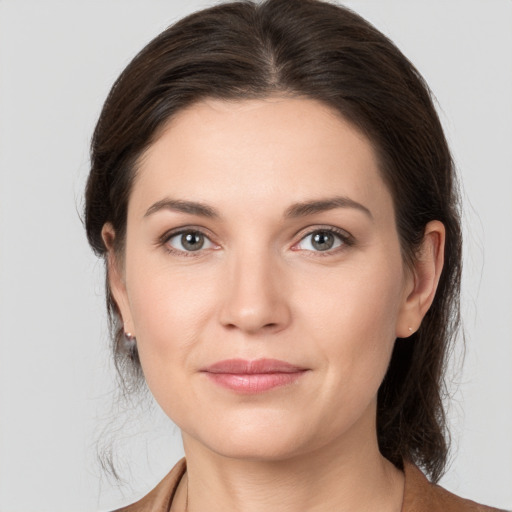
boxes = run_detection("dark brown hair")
[85,0,462,482]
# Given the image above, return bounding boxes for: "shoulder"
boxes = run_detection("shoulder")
[403,461,507,512]
[111,458,186,512]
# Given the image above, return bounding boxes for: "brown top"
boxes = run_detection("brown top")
[113,458,506,512]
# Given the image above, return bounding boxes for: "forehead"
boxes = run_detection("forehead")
[131,96,393,220]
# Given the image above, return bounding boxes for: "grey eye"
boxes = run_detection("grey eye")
[168,231,213,252]
[296,230,344,252]
[311,231,335,251]
[181,232,204,251]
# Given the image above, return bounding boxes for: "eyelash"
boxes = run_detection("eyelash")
[158,226,354,257]
[292,226,354,256]
[159,227,218,257]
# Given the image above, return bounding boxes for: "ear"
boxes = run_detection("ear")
[101,223,135,336]
[396,220,445,338]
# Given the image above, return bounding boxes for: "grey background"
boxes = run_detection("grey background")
[0,1,511,510]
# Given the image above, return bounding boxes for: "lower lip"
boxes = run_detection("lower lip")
[204,371,307,393]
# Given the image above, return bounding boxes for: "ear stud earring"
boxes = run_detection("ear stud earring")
[123,331,138,361]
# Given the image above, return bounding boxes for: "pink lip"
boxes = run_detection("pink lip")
[201,358,308,393]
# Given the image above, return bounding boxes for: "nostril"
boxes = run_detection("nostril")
[224,322,278,331]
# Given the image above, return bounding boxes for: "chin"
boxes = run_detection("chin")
[184,411,317,462]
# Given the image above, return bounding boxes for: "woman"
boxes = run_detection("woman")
[84,0,505,510]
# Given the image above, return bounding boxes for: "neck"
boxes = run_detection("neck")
[175,413,404,512]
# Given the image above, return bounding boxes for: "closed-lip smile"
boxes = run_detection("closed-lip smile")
[201,358,309,393]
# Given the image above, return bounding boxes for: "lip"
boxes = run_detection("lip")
[201,358,308,393]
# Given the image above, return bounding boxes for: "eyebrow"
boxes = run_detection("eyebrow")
[144,199,220,219]
[144,195,372,220]
[284,196,373,220]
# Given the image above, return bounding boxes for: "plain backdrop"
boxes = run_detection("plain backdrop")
[0,1,511,511]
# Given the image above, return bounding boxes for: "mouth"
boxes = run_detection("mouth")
[200,358,309,393]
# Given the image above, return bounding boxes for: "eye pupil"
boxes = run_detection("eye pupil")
[181,232,204,251]
[312,231,334,251]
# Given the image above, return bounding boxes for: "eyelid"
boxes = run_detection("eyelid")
[158,226,219,256]
[156,224,354,256]
[291,225,354,253]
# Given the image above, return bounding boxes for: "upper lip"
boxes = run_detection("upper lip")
[202,358,307,374]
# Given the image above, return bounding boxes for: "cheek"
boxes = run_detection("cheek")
[123,255,219,385]
[299,252,404,336]
[298,256,405,394]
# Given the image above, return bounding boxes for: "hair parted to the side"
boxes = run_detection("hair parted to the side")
[85,0,462,483]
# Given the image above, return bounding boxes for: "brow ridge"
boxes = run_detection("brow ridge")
[144,199,219,219]
[284,196,373,219]
[144,195,372,220]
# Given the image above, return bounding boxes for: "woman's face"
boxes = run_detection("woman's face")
[109,97,418,461]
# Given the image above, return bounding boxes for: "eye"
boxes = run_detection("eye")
[166,230,215,253]
[295,229,348,252]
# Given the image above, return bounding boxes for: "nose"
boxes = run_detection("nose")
[218,248,292,335]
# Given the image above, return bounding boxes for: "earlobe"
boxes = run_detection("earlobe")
[101,223,135,335]
[396,220,445,338]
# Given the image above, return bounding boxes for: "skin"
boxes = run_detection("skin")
[104,97,445,512]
